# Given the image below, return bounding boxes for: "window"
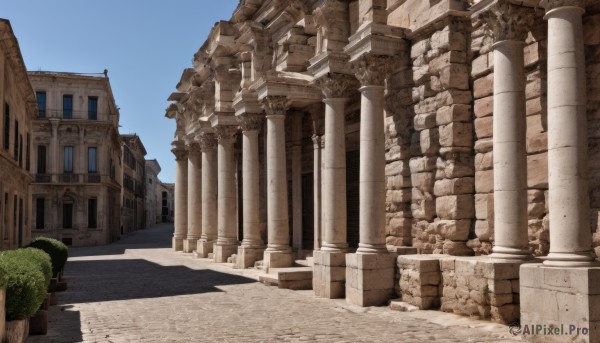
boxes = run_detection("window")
[63,95,73,119]
[88,97,98,120]
[62,203,73,228]
[36,92,46,117]
[63,146,73,173]
[88,198,97,228]
[36,198,45,229]
[26,133,30,171]
[3,193,8,240]
[88,147,97,173]
[18,134,23,167]
[37,145,47,174]
[149,178,152,184]
[3,103,9,151]
[13,120,18,160]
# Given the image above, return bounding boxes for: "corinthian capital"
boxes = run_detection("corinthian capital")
[478,0,535,42]
[352,54,393,87]
[262,96,289,117]
[238,114,263,132]
[172,147,189,161]
[315,73,356,99]
[215,126,238,143]
[187,142,202,154]
[200,133,217,152]
[541,0,586,11]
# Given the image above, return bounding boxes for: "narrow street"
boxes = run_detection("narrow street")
[29,223,520,342]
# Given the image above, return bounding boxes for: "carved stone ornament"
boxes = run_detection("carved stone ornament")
[541,0,587,11]
[315,73,355,99]
[478,0,535,42]
[172,147,189,161]
[353,54,393,87]
[200,133,218,152]
[238,115,263,132]
[215,125,239,143]
[187,142,202,154]
[262,96,289,117]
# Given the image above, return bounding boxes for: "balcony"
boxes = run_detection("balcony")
[35,174,52,183]
[86,174,101,183]
[60,174,80,183]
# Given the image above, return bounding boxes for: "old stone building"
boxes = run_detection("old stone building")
[0,19,37,250]
[160,182,174,223]
[145,158,162,225]
[167,0,600,340]
[29,71,122,246]
[121,134,147,233]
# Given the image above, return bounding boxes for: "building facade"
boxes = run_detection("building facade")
[159,182,174,223]
[121,134,147,233]
[145,159,161,226]
[0,19,37,250]
[167,0,600,339]
[29,71,122,246]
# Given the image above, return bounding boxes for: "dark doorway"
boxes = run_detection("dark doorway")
[302,173,314,250]
[346,150,360,248]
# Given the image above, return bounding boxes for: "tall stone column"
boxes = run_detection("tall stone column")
[236,115,265,269]
[480,1,532,260]
[184,141,202,253]
[311,107,324,251]
[196,133,218,258]
[542,0,595,267]
[172,141,188,251]
[291,113,303,251]
[313,74,352,298]
[214,126,239,263]
[262,96,293,270]
[346,54,395,306]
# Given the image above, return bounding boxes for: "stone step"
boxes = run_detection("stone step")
[295,259,311,267]
[389,299,419,312]
[258,266,313,290]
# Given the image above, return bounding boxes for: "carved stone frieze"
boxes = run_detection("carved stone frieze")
[477,0,535,42]
[352,54,393,87]
[262,96,289,117]
[315,73,356,99]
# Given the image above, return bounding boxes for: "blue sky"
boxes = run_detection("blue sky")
[1,0,239,183]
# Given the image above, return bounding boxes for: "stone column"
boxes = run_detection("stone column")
[262,96,293,270]
[172,142,188,251]
[313,74,352,298]
[214,126,239,263]
[543,0,595,267]
[236,115,265,269]
[184,141,202,253]
[311,107,324,251]
[291,113,303,252]
[480,1,533,260]
[196,133,218,258]
[346,54,395,307]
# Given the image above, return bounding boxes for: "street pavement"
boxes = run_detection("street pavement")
[28,223,520,342]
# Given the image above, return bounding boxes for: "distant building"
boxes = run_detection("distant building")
[29,70,122,246]
[145,159,161,226]
[120,134,146,233]
[0,19,37,250]
[160,182,174,223]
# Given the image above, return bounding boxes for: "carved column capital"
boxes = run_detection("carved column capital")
[199,133,217,152]
[352,54,393,87]
[238,114,263,132]
[172,147,189,161]
[541,0,587,11]
[215,126,238,144]
[262,96,289,117]
[478,0,535,42]
[187,142,202,154]
[315,73,356,99]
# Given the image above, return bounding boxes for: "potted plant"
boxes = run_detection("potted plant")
[0,250,47,343]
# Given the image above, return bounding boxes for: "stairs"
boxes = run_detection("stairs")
[258,266,313,290]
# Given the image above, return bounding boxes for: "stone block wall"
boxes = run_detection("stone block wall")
[396,255,443,309]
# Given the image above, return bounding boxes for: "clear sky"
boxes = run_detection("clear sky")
[1,0,239,183]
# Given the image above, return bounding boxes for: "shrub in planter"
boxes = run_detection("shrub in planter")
[0,251,47,321]
[12,248,52,289]
[28,237,68,278]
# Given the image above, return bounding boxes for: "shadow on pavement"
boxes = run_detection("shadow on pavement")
[61,259,255,304]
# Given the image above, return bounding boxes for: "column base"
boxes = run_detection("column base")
[263,250,293,271]
[214,244,238,263]
[172,237,183,252]
[346,253,395,307]
[183,238,199,253]
[195,240,214,258]
[521,264,600,342]
[313,250,346,299]
[235,246,265,269]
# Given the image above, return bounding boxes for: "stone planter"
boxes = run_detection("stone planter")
[48,278,58,293]
[41,293,50,311]
[28,310,48,336]
[49,292,57,306]
[4,319,29,343]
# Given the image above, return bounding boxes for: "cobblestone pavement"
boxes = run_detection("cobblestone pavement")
[28,223,521,343]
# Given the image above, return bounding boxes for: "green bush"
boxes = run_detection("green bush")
[28,237,68,277]
[0,251,47,320]
[13,248,52,288]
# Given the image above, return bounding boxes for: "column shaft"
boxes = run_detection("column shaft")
[197,140,218,257]
[322,98,348,251]
[241,130,262,247]
[266,114,290,252]
[544,5,595,266]
[173,151,188,251]
[312,135,322,250]
[490,40,530,259]
[217,135,238,246]
[357,86,387,253]
[185,145,202,252]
